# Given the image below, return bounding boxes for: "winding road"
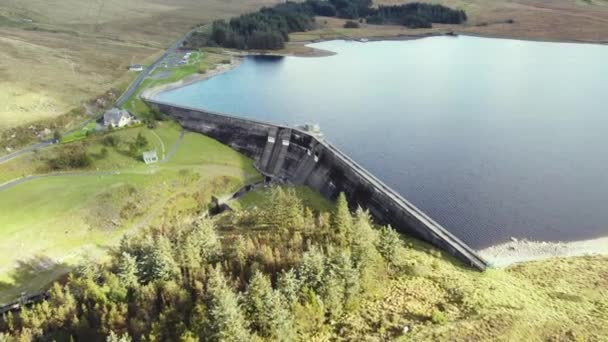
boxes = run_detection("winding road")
[0,27,200,166]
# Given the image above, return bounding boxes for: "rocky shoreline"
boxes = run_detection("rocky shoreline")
[479,236,608,267]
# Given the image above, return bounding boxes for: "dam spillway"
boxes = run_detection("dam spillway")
[144,98,488,270]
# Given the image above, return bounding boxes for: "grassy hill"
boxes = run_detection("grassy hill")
[0,0,279,131]
[0,185,605,341]
[0,122,261,304]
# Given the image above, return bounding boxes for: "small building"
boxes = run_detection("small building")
[103,108,134,128]
[143,150,159,164]
[128,64,144,72]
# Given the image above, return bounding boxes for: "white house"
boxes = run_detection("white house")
[143,150,159,164]
[128,64,144,72]
[103,108,134,128]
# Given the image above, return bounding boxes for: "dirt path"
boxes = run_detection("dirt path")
[0,170,120,192]
[162,129,186,163]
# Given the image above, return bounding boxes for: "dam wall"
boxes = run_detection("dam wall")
[144,99,488,270]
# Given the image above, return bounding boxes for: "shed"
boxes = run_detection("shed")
[129,64,144,72]
[143,150,159,164]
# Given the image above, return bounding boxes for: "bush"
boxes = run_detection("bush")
[343,20,360,28]
[47,147,92,170]
[102,135,120,147]
[431,310,447,324]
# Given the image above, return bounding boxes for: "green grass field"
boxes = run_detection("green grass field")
[235,185,334,213]
[0,122,261,304]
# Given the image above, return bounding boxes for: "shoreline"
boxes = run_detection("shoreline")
[479,236,608,268]
[294,30,608,51]
[144,30,608,98]
[141,58,244,100]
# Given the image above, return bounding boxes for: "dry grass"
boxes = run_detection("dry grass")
[0,0,278,130]
[287,0,608,55]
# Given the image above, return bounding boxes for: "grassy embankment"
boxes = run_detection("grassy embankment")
[0,121,262,304]
[122,48,231,119]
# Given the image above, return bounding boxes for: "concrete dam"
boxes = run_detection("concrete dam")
[144,98,488,270]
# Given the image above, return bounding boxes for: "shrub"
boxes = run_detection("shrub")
[102,135,120,147]
[431,310,447,324]
[47,147,92,170]
[343,20,360,28]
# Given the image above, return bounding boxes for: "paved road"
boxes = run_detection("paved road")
[115,27,199,107]
[0,27,199,166]
[0,140,54,164]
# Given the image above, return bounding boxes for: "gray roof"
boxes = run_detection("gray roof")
[143,150,158,159]
[104,108,130,124]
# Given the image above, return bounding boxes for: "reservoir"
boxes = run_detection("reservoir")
[157,36,608,249]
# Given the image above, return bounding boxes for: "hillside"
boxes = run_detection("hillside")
[0,189,606,341]
[0,0,278,131]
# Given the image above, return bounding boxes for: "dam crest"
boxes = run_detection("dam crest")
[143,98,488,270]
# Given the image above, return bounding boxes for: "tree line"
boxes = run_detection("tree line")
[185,0,467,50]
[0,189,407,341]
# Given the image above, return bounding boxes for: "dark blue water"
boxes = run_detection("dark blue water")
[158,36,608,249]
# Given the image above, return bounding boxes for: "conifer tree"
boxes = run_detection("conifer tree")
[332,192,352,245]
[298,246,326,293]
[206,268,250,342]
[244,271,274,337]
[278,269,301,308]
[351,207,379,267]
[193,218,221,262]
[117,252,139,288]
[107,331,132,342]
[377,225,401,272]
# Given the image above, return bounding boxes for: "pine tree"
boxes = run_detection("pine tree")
[244,271,274,337]
[206,268,250,342]
[351,207,379,268]
[107,331,132,342]
[334,251,360,308]
[321,271,344,319]
[277,269,300,308]
[298,246,326,293]
[269,291,295,342]
[117,252,139,288]
[332,192,352,246]
[377,225,401,272]
[193,218,221,262]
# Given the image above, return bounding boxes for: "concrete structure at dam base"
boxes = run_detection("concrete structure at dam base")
[144,99,488,270]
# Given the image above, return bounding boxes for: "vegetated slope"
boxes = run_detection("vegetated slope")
[184,0,467,50]
[1,189,605,341]
[0,0,279,132]
[0,122,261,305]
